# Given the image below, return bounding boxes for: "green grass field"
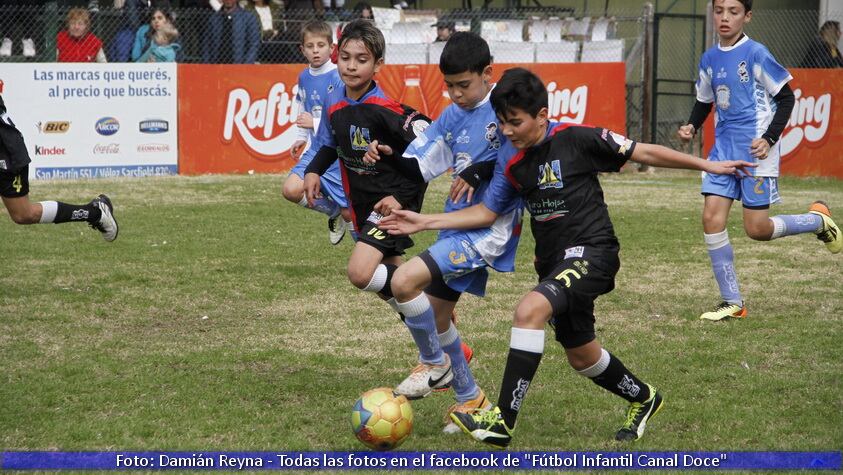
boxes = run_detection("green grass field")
[1,171,841,456]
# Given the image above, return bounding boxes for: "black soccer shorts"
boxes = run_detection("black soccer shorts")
[0,165,29,198]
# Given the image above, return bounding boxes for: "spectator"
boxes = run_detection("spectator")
[352,1,373,21]
[136,22,180,61]
[131,7,178,61]
[432,19,454,42]
[0,0,41,58]
[801,20,843,68]
[56,8,107,62]
[110,0,170,62]
[203,0,261,63]
[246,0,280,40]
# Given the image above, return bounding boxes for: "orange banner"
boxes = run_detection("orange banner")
[178,63,626,175]
[702,68,843,178]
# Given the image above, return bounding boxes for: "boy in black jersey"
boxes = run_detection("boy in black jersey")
[0,94,117,241]
[381,68,755,447]
[303,20,457,387]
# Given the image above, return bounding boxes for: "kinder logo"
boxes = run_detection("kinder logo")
[546,83,588,124]
[222,82,301,156]
[137,143,170,153]
[95,117,120,136]
[93,143,120,154]
[34,145,66,156]
[780,89,832,157]
[139,119,169,134]
[37,121,71,134]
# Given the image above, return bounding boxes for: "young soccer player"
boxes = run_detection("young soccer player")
[302,20,457,387]
[678,0,841,321]
[381,68,755,447]
[0,94,117,240]
[282,20,353,245]
[363,32,522,432]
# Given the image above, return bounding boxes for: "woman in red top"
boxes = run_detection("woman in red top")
[56,8,107,63]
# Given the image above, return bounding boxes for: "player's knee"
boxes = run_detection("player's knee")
[347,267,373,290]
[702,211,726,230]
[744,221,772,241]
[281,180,303,203]
[513,299,548,327]
[389,267,415,300]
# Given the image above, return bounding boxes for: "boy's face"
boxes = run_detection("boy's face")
[713,0,751,43]
[300,32,332,68]
[338,39,383,94]
[497,106,548,150]
[443,66,492,110]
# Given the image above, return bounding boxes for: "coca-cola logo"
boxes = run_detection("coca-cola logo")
[222,82,301,158]
[93,143,120,154]
[546,83,588,124]
[137,143,170,153]
[780,89,832,158]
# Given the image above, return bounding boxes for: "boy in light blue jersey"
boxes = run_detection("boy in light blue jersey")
[282,20,354,245]
[679,0,841,321]
[364,32,523,433]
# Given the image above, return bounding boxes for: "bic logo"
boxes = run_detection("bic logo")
[367,228,387,240]
[38,121,71,133]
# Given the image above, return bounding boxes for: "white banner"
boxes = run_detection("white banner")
[0,63,178,179]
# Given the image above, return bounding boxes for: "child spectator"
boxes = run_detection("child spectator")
[56,8,107,63]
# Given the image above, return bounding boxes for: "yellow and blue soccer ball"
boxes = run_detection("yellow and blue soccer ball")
[351,387,413,451]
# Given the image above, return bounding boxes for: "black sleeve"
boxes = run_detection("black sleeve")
[687,100,713,131]
[303,146,338,176]
[458,160,497,188]
[762,83,795,146]
[583,127,636,173]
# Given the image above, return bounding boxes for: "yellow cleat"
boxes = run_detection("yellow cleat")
[700,301,747,321]
[443,389,493,434]
[809,201,842,254]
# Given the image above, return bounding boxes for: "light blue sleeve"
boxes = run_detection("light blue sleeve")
[299,94,337,165]
[696,52,714,103]
[482,143,520,215]
[754,45,792,96]
[402,107,452,182]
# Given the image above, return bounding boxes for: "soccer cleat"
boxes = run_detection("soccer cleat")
[808,201,842,254]
[443,389,493,434]
[395,353,453,400]
[89,194,118,242]
[327,214,348,245]
[450,406,513,448]
[615,384,664,441]
[699,301,746,321]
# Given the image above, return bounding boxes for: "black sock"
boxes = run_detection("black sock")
[53,202,101,224]
[590,352,650,403]
[497,348,542,428]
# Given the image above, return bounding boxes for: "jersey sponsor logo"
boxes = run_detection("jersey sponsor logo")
[34,145,66,156]
[222,82,301,157]
[737,61,749,83]
[350,125,371,151]
[538,159,563,190]
[93,143,120,154]
[95,117,120,136]
[37,121,70,134]
[546,82,588,124]
[139,119,169,134]
[780,89,832,157]
[617,375,641,398]
[485,122,501,150]
[529,197,568,222]
[716,85,731,110]
[510,378,530,411]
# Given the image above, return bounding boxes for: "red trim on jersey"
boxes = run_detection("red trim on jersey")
[329,100,350,117]
[338,161,357,226]
[362,96,404,115]
[503,149,527,190]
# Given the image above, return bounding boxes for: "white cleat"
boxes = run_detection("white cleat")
[327,215,348,245]
[90,194,118,242]
[395,353,452,400]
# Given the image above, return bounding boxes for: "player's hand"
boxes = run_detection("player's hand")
[677,124,695,143]
[373,195,402,216]
[705,160,757,177]
[303,172,322,207]
[296,112,314,130]
[750,138,770,159]
[449,177,475,204]
[380,209,426,235]
[363,140,394,165]
[290,140,307,160]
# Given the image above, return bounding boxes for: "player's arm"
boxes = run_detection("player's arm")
[679,58,715,142]
[379,203,499,236]
[631,143,755,175]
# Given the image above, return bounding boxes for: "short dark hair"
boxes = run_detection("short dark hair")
[490,67,547,118]
[339,19,385,61]
[301,20,333,44]
[713,0,752,12]
[439,32,491,75]
[820,20,840,33]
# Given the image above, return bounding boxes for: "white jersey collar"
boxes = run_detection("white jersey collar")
[718,34,750,52]
[309,61,337,76]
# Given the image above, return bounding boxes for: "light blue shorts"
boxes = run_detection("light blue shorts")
[290,159,348,208]
[422,234,490,298]
[702,173,780,209]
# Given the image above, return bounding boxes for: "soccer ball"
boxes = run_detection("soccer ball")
[351,387,413,451]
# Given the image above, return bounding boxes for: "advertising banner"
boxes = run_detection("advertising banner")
[177,62,626,175]
[0,63,178,179]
